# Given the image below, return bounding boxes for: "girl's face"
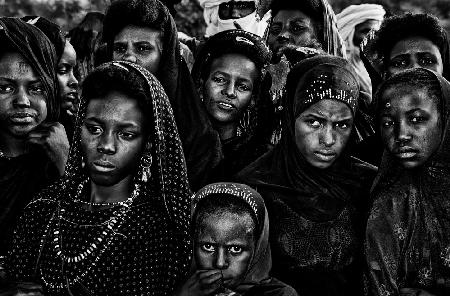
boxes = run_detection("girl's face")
[295,99,353,169]
[0,52,47,138]
[194,211,255,289]
[380,85,441,169]
[57,41,79,117]
[81,91,147,186]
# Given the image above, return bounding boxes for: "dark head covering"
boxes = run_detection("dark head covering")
[7,61,192,294]
[237,55,369,221]
[366,68,450,296]
[103,0,223,190]
[192,182,297,295]
[0,17,59,121]
[21,16,66,60]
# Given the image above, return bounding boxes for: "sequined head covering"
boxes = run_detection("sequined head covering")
[0,17,59,121]
[289,55,359,116]
[192,182,272,293]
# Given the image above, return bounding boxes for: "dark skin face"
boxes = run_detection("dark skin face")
[380,85,441,169]
[57,41,79,117]
[81,91,147,186]
[295,99,353,169]
[268,9,319,55]
[194,211,255,290]
[353,19,381,47]
[387,36,443,77]
[218,0,256,20]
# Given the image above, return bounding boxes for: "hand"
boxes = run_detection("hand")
[174,270,223,296]
[400,288,436,296]
[27,122,69,177]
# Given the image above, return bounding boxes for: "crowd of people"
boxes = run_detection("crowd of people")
[0,0,449,295]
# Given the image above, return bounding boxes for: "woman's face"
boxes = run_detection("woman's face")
[380,85,441,169]
[194,211,255,289]
[387,36,443,77]
[268,9,319,54]
[0,52,47,138]
[57,41,79,117]
[113,25,163,74]
[295,99,353,169]
[203,53,258,125]
[218,0,256,19]
[353,19,381,47]
[81,91,147,186]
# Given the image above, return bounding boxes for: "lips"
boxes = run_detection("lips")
[92,160,115,172]
[65,91,78,102]
[394,147,418,159]
[9,112,36,123]
[216,101,236,111]
[314,150,337,162]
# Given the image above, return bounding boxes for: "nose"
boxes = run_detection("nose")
[214,248,229,270]
[97,132,116,155]
[320,125,336,147]
[122,44,137,63]
[68,72,79,90]
[276,30,291,44]
[221,83,236,99]
[13,87,31,108]
[395,120,412,143]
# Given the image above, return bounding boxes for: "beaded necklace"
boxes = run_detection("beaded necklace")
[40,180,140,289]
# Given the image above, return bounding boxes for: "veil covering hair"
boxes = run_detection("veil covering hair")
[6,61,192,295]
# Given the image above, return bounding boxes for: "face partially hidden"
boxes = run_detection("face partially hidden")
[268,9,319,54]
[57,41,79,117]
[353,19,381,47]
[0,52,47,138]
[218,0,256,19]
[194,211,255,289]
[295,99,353,169]
[387,36,443,77]
[203,53,258,125]
[81,91,147,186]
[113,25,163,75]
[380,86,441,169]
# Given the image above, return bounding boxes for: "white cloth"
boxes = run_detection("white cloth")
[198,0,270,37]
[337,4,385,96]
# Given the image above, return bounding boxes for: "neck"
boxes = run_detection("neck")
[0,131,29,157]
[90,175,133,204]
[213,121,238,141]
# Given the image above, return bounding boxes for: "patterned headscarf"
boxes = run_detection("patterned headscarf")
[0,17,59,122]
[192,182,272,293]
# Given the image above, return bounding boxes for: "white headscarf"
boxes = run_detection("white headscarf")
[337,4,385,96]
[198,0,271,37]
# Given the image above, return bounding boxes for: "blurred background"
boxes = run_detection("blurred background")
[1,0,450,38]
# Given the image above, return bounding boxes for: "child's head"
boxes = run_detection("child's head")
[192,191,259,289]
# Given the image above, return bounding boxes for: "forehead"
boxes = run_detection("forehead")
[300,99,353,118]
[209,53,258,78]
[273,9,314,24]
[381,85,439,111]
[85,91,145,123]
[60,41,77,64]
[197,211,254,238]
[390,36,441,57]
[0,51,38,80]
[114,25,162,43]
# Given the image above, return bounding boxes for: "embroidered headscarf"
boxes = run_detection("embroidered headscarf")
[0,17,59,121]
[192,182,272,293]
[337,4,385,95]
[366,68,450,296]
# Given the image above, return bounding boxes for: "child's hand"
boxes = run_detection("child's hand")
[175,270,223,296]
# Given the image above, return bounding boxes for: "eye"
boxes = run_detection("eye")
[237,83,251,92]
[228,246,243,255]
[381,119,394,128]
[200,243,215,253]
[269,24,282,35]
[290,24,306,34]
[136,44,152,54]
[306,119,321,128]
[335,122,351,129]
[85,124,102,135]
[57,65,69,75]
[211,76,226,84]
[113,44,127,54]
[390,58,408,68]
[419,56,436,66]
[119,131,138,140]
[29,84,45,95]
[410,116,428,124]
[0,84,14,94]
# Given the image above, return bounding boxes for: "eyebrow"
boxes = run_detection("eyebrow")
[304,113,353,121]
[84,117,141,129]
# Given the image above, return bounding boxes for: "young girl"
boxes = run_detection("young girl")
[176,182,297,296]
